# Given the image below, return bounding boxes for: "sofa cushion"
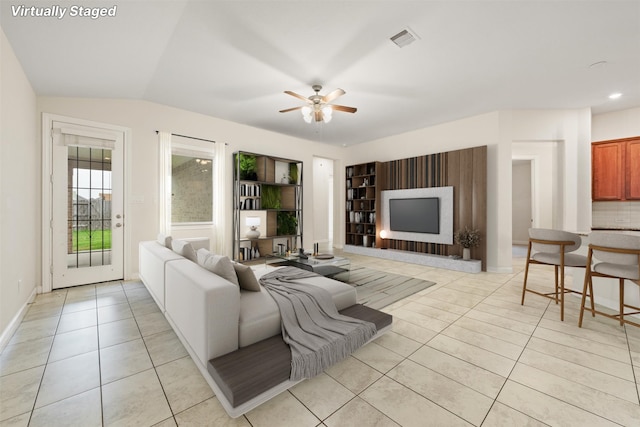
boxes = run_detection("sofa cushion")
[238,268,358,347]
[238,289,281,347]
[233,263,261,292]
[197,249,239,287]
[157,233,172,248]
[172,239,197,262]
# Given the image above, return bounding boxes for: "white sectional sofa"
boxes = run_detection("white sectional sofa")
[138,237,392,418]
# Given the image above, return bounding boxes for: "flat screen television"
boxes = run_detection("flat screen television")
[389,197,440,234]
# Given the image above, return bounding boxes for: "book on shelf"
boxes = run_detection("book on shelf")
[239,198,261,210]
[239,183,260,197]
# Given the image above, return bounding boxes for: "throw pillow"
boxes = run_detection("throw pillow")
[157,233,172,248]
[196,249,239,287]
[171,239,197,263]
[233,263,261,292]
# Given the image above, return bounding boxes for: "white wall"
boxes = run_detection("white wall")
[0,27,38,345]
[36,97,346,275]
[592,107,640,141]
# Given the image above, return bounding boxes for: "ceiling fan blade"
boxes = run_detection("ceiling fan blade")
[330,104,357,113]
[322,88,345,103]
[284,90,310,103]
[279,106,303,113]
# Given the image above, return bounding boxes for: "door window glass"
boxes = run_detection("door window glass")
[68,146,112,268]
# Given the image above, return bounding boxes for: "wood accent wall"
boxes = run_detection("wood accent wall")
[383,146,487,270]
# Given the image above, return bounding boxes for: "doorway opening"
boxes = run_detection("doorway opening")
[312,157,334,252]
[42,114,131,292]
[512,159,533,246]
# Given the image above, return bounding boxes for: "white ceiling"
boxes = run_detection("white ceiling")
[2,0,639,146]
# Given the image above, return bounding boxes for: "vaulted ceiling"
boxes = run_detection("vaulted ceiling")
[2,0,639,145]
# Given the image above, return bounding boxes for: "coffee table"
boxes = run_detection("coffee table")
[267,254,351,281]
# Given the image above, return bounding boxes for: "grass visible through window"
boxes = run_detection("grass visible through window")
[72,230,112,252]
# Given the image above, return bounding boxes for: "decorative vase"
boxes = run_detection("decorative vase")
[246,228,260,239]
[463,247,471,261]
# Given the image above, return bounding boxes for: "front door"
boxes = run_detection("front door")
[51,121,125,288]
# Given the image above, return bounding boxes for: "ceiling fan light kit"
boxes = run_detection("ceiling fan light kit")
[280,85,356,124]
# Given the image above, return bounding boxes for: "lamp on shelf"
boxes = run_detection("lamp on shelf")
[245,217,261,239]
[379,229,388,249]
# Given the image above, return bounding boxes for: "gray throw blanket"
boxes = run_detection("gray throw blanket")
[260,267,377,381]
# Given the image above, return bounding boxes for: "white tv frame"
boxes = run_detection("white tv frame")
[381,187,454,245]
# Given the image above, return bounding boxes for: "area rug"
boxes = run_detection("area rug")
[334,266,437,310]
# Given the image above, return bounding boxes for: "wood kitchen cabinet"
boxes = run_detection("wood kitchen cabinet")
[626,138,640,199]
[592,137,640,201]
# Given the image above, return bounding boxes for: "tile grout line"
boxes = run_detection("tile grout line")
[123,282,177,426]
[623,325,640,405]
[96,283,106,427]
[494,275,639,425]
[478,278,554,426]
[348,270,502,426]
[26,287,69,426]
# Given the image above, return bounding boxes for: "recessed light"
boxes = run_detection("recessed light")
[609,92,622,99]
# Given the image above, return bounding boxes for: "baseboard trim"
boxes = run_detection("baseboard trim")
[0,287,37,352]
[343,245,482,273]
[487,266,514,274]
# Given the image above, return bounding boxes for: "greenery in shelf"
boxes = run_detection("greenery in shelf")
[289,162,299,185]
[277,211,298,235]
[261,185,281,209]
[238,153,257,180]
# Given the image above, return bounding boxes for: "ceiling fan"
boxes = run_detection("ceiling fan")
[279,85,357,123]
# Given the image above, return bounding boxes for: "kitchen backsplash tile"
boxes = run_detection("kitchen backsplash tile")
[592,201,640,229]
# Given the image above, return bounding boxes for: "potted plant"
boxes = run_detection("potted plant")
[277,212,298,235]
[454,226,481,260]
[238,153,257,180]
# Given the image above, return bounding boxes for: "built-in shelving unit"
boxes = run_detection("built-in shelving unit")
[345,161,384,248]
[233,152,302,262]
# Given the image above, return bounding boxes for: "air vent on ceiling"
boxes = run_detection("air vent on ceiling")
[390,28,419,48]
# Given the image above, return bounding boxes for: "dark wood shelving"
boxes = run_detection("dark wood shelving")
[345,162,385,248]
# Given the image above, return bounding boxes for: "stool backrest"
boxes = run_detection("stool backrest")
[589,232,640,265]
[529,228,582,253]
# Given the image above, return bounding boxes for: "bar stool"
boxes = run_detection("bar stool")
[521,228,589,321]
[579,232,640,328]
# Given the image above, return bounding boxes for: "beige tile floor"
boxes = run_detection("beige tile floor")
[1,250,640,426]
